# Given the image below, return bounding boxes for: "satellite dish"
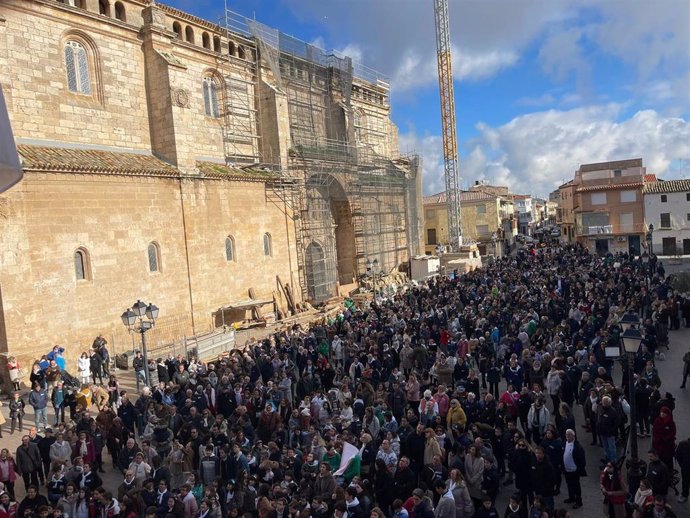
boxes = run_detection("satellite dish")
[0,87,22,193]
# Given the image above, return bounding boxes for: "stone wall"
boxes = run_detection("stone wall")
[1,1,151,151]
[0,171,297,369]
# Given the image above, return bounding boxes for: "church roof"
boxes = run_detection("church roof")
[195,161,282,181]
[18,145,179,177]
[16,145,285,183]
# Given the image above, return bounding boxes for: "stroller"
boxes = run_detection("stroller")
[60,370,82,390]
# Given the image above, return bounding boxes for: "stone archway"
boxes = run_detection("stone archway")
[304,174,355,301]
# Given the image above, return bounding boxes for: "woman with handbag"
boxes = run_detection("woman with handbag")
[6,357,21,392]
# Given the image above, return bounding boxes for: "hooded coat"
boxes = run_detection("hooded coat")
[652,407,676,462]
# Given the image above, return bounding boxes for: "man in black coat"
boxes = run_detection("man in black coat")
[16,435,42,490]
[530,446,556,511]
[675,436,690,502]
[392,456,416,499]
[561,429,586,509]
[405,424,426,474]
[646,449,671,497]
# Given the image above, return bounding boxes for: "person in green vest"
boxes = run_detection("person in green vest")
[323,444,342,473]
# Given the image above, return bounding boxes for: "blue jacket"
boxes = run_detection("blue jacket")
[29,389,48,409]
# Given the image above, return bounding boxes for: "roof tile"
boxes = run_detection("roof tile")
[195,161,282,181]
[643,178,690,194]
[576,182,642,193]
[18,145,179,177]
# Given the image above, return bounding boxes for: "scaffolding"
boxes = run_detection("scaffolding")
[223,6,421,303]
[219,4,261,165]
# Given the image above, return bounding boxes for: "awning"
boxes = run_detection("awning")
[220,298,273,310]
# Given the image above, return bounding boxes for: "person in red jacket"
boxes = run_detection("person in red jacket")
[652,406,677,472]
[72,431,96,466]
[600,462,627,518]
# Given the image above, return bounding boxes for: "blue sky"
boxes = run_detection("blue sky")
[169,0,689,196]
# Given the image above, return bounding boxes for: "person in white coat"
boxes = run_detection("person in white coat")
[527,398,551,444]
[77,353,90,385]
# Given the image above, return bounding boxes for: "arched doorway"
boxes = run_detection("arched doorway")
[304,174,355,302]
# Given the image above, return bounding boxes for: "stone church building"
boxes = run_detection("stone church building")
[0,0,423,364]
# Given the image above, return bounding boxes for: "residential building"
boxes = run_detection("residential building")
[643,179,690,255]
[514,195,533,235]
[545,201,557,226]
[556,180,577,243]
[572,159,649,255]
[469,182,517,244]
[423,190,504,255]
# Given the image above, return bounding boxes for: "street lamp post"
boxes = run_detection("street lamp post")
[646,224,654,256]
[365,258,379,295]
[620,315,644,496]
[121,299,159,388]
[491,232,497,258]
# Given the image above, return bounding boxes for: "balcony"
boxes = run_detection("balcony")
[576,222,646,236]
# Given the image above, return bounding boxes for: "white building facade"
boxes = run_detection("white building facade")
[643,179,690,256]
[514,195,533,235]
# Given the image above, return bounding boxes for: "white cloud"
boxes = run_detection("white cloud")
[402,107,690,196]
[393,46,517,91]
[285,0,570,91]
[286,0,689,111]
[538,27,591,93]
[309,37,364,65]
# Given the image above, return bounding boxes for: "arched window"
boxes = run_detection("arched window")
[237,45,246,59]
[114,1,126,22]
[213,36,221,53]
[148,242,161,273]
[263,233,272,257]
[74,247,91,281]
[185,26,195,44]
[98,0,110,16]
[64,41,91,95]
[228,41,236,56]
[172,22,182,39]
[202,76,220,118]
[353,108,366,143]
[225,236,236,262]
[202,32,211,50]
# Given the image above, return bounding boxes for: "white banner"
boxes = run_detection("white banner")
[0,88,22,193]
[334,441,359,476]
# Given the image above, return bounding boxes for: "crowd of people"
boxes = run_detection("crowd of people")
[1,244,690,518]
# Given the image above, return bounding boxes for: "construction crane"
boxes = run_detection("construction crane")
[433,0,462,249]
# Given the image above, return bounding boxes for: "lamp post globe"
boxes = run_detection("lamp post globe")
[121,299,158,389]
[620,324,644,495]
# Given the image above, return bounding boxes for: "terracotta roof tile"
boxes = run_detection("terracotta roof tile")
[643,178,690,194]
[644,174,657,183]
[195,161,282,181]
[576,182,642,193]
[18,145,179,177]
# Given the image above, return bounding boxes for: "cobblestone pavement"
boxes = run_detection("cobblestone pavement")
[3,325,689,516]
